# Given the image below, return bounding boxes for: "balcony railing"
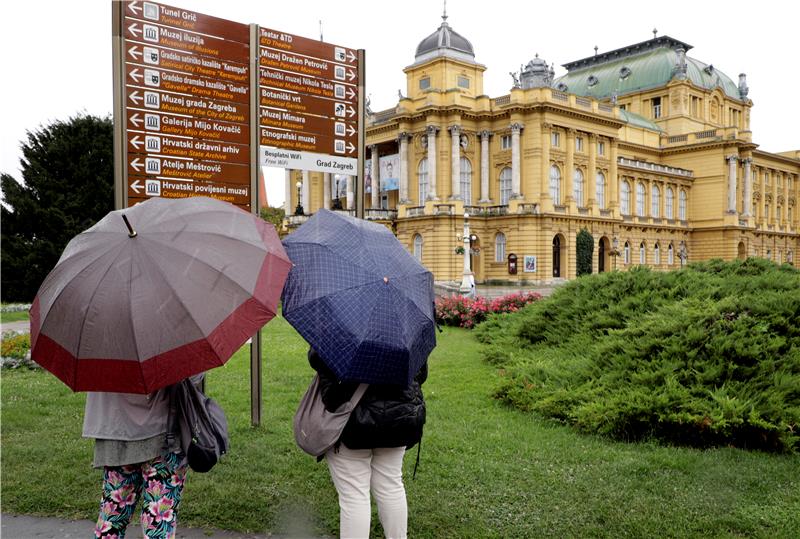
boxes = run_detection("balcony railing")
[434,204,455,215]
[364,208,397,221]
[464,205,508,216]
[618,157,694,178]
[406,206,425,217]
[518,203,540,215]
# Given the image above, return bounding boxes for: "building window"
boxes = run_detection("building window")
[651,185,661,218]
[457,75,470,89]
[652,96,662,119]
[765,173,770,184]
[598,141,605,156]
[691,95,701,117]
[551,131,560,147]
[639,242,646,265]
[789,207,794,226]
[576,137,584,152]
[596,171,606,209]
[621,180,631,215]
[636,182,646,217]
[495,232,506,262]
[413,234,423,262]
[619,104,627,111]
[549,165,561,205]
[765,206,770,222]
[419,77,430,90]
[573,168,584,207]
[654,243,661,265]
[668,243,674,265]
[501,135,512,150]
[418,158,428,202]
[679,189,687,220]
[624,242,631,265]
[460,157,472,205]
[500,167,512,205]
[665,187,674,219]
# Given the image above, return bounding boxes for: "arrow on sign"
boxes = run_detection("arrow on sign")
[130,68,142,83]
[347,87,356,100]
[130,113,142,127]
[131,179,143,194]
[346,124,356,137]
[128,23,140,38]
[346,69,356,82]
[347,105,356,118]
[347,50,357,63]
[130,136,143,150]
[130,158,143,172]
[128,1,141,15]
[128,46,141,61]
[129,91,142,105]
[346,142,356,154]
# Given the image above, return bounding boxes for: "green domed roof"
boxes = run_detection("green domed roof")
[553,36,740,101]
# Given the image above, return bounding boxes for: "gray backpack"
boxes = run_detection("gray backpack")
[169,377,229,472]
[294,374,368,457]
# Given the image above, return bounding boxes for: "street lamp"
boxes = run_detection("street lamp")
[332,176,343,210]
[295,180,304,216]
[679,241,688,267]
[459,212,474,296]
[611,236,620,271]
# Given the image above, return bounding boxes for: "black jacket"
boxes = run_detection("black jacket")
[308,349,426,450]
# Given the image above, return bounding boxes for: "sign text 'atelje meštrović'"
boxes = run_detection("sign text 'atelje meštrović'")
[115,0,252,209]
[258,28,360,175]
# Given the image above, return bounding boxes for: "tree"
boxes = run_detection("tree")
[259,206,286,237]
[1,114,114,301]
[576,228,594,276]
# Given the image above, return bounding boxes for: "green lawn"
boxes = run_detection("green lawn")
[0,310,29,324]
[2,315,798,537]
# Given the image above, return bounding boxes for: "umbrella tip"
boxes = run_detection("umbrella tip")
[121,214,137,238]
[383,276,389,284]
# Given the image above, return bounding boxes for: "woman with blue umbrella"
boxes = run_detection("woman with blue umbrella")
[282,210,435,539]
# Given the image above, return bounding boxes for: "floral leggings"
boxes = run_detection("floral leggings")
[95,452,188,538]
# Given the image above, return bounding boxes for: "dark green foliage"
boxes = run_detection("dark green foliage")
[476,259,800,452]
[1,115,114,301]
[576,228,594,276]
[260,205,286,235]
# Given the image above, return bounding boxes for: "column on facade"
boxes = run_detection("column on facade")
[771,169,778,225]
[647,178,654,218]
[727,155,738,213]
[660,179,667,219]
[743,158,752,217]
[758,167,766,225]
[479,130,491,203]
[398,132,410,204]
[780,172,787,225]
[540,123,552,211]
[302,170,310,212]
[588,134,597,211]
[565,129,576,209]
[284,169,292,214]
[450,125,461,200]
[609,140,619,216]
[426,125,439,200]
[323,173,331,210]
[370,145,379,209]
[510,122,523,198]
[346,175,354,210]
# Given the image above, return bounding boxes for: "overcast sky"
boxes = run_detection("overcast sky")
[2,0,797,208]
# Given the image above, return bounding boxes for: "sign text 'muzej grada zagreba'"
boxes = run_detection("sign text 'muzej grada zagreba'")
[113,0,363,210]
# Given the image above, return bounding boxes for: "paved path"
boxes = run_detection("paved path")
[0,320,29,334]
[0,513,291,538]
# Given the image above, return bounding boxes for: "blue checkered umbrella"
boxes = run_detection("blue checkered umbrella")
[281,209,436,385]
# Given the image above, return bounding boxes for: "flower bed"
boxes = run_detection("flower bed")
[435,291,541,329]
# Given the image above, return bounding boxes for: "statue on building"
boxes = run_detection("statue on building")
[509,71,520,88]
[519,54,554,89]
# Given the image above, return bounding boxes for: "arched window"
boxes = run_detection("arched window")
[621,180,631,215]
[668,243,674,265]
[417,159,428,203]
[624,241,631,265]
[499,167,512,205]
[460,157,472,205]
[549,165,561,204]
[495,232,506,262]
[573,168,584,207]
[636,182,646,217]
[413,234,423,262]
[679,189,687,220]
[665,187,674,219]
[639,242,646,264]
[654,243,661,265]
[652,185,661,218]
[596,171,606,209]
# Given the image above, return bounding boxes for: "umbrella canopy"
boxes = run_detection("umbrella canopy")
[281,209,436,385]
[30,196,291,393]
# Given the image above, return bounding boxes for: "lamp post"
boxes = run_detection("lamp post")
[332,176,343,210]
[459,212,474,296]
[295,181,304,216]
[679,241,688,267]
[611,236,619,271]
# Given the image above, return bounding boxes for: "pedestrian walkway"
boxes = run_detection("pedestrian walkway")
[435,280,563,300]
[0,513,293,538]
[1,320,29,334]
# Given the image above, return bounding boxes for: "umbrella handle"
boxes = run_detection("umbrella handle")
[122,215,137,238]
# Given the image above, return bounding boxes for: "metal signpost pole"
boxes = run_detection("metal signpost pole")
[356,50,366,219]
[111,1,126,210]
[249,23,262,427]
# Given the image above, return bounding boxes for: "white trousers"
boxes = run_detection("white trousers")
[325,445,408,539]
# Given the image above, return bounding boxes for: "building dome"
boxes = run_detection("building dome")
[553,36,742,101]
[413,14,476,64]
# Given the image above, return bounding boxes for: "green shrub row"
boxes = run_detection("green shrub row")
[475,258,800,453]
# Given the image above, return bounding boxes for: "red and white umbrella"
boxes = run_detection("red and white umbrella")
[30,196,291,393]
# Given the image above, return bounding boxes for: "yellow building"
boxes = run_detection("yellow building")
[285,15,799,284]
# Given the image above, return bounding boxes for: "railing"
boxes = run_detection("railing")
[406,206,425,217]
[332,209,356,217]
[554,205,567,213]
[739,219,749,227]
[618,157,694,178]
[598,103,613,113]
[600,209,612,217]
[434,204,455,215]
[695,129,717,139]
[286,214,311,226]
[494,95,510,106]
[578,208,589,215]
[668,134,688,143]
[518,203,541,215]
[576,97,591,108]
[364,208,397,221]
[552,90,569,102]
[370,108,396,124]
[464,205,509,216]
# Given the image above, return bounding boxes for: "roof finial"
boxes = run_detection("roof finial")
[594,45,598,56]
[652,28,658,38]
[442,0,448,22]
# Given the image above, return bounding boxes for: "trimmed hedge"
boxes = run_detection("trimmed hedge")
[475,258,800,453]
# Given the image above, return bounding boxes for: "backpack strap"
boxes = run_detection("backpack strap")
[412,436,422,480]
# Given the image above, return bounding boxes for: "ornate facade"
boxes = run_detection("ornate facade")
[284,16,799,283]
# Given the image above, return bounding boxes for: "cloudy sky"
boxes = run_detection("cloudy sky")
[2,0,797,207]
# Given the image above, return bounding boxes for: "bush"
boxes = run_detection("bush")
[1,333,31,359]
[435,292,541,329]
[477,259,800,453]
